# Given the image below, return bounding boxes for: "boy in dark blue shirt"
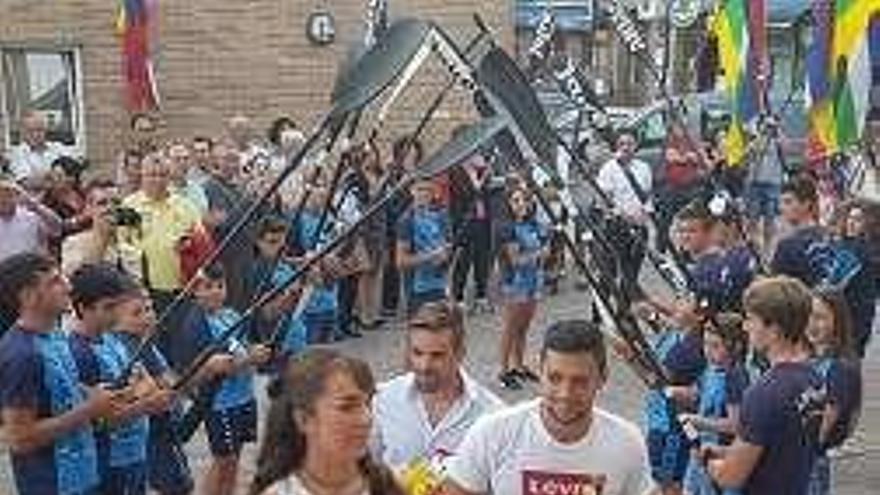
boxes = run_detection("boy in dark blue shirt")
[771,177,826,286]
[396,179,451,314]
[0,253,122,495]
[705,276,823,495]
[66,263,174,495]
[113,287,194,495]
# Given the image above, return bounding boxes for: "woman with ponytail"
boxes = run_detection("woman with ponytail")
[250,348,404,495]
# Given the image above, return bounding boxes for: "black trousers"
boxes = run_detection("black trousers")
[338,274,359,334]
[452,220,492,302]
[381,238,401,313]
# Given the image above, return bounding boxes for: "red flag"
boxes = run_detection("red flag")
[118,0,160,112]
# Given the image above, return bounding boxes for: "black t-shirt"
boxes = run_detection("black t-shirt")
[770,225,826,286]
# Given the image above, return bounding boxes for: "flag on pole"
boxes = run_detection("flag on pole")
[807,0,880,159]
[116,0,160,112]
[831,0,876,150]
[711,0,752,166]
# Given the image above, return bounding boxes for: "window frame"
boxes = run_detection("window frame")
[0,43,86,154]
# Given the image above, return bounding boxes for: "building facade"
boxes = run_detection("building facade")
[0,0,513,168]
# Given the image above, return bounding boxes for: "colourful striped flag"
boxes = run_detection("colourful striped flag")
[807,0,880,159]
[832,0,876,150]
[116,0,160,112]
[711,0,752,166]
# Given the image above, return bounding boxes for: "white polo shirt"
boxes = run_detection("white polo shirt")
[371,370,504,471]
[596,157,653,222]
[445,399,655,495]
[6,141,75,182]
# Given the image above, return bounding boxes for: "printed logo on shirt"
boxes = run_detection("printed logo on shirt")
[522,470,607,495]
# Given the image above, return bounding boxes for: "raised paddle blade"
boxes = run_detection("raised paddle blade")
[411,116,508,182]
[475,46,558,173]
[330,18,431,120]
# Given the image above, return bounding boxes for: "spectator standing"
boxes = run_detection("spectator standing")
[0,174,62,263]
[5,111,76,184]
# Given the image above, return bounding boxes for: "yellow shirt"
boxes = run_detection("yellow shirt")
[123,191,202,291]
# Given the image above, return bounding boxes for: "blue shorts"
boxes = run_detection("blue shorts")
[99,462,147,495]
[205,400,257,457]
[647,428,691,484]
[807,454,830,495]
[685,455,741,495]
[148,422,194,495]
[746,182,780,220]
[303,312,337,344]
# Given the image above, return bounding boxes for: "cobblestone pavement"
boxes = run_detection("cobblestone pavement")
[1,276,876,494]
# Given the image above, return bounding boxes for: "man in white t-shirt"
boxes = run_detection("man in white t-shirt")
[6,111,76,184]
[0,174,62,263]
[596,131,653,299]
[443,319,655,495]
[372,301,503,472]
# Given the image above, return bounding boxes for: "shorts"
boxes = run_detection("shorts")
[205,400,258,457]
[746,182,780,220]
[99,462,147,495]
[647,428,691,485]
[148,424,194,495]
[685,455,741,495]
[303,312,337,344]
[807,454,830,495]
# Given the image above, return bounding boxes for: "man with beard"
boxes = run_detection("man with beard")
[371,301,503,473]
[443,319,654,495]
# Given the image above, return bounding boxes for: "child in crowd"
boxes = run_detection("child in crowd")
[289,177,340,343]
[805,289,863,495]
[497,186,547,390]
[251,215,309,387]
[188,264,271,495]
[113,286,194,495]
[396,178,451,314]
[65,263,172,495]
[674,313,750,495]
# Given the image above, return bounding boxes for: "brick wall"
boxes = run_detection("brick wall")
[0,0,513,170]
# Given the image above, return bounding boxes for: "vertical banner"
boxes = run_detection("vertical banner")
[117,0,160,112]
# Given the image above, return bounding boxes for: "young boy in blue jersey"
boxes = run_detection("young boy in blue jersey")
[113,286,194,495]
[289,178,341,343]
[189,264,271,495]
[672,313,749,495]
[704,276,824,494]
[251,216,308,384]
[66,263,175,495]
[396,178,451,314]
[0,253,123,495]
[805,290,863,495]
[497,185,547,390]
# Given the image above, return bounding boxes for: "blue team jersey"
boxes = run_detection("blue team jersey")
[697,364,749,446]
[0,326,99,495]
[293,210,338,316]
[644,330,685,432]
[690,248,756,314]
[397,206,449,297]
[201,308,255,411]
[811,356,862,450]
[68,331,150,470]
[500,219,545,299]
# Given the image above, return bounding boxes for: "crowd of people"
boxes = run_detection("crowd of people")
[0,103,877,495]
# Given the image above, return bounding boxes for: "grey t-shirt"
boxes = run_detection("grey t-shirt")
[747,137,784,186]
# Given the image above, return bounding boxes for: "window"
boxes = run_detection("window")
[1,47,85,151]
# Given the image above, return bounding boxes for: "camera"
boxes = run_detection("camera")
[108,200,142,227]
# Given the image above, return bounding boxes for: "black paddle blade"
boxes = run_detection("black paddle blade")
[475,46,557,171]
[411,116,508,182]
[330,18,431,120]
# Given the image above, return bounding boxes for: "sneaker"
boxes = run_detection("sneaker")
[513,367,539,383]
[498,370,523,390]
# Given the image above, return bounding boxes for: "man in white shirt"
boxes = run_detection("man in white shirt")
[443,319,655,495]
[0,174,62,262]
[6,111,75,183]
[596,131,653,298]
[372,301,504,472]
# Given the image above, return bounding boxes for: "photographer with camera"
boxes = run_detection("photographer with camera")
[61,178,143,280]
